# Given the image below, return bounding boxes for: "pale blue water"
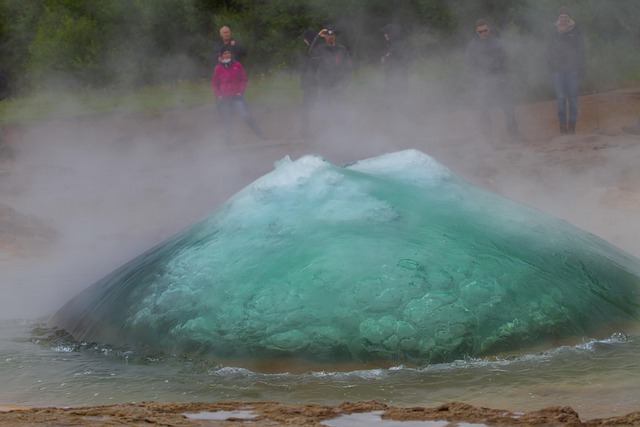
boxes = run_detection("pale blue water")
[2,318,639,420]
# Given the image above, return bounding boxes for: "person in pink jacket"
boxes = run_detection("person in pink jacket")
[212,46,263,141]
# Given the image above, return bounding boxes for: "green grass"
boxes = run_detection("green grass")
[0,73,303,125]
[3,56,640,126]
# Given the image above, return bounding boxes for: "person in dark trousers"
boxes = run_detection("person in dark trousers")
[380,23,410,110]
[299,28,318,138]
[308,25,352,110]
[465,18,520,143]
[214,26,247,64]
[211,46,263,142]
[546,7,586,135]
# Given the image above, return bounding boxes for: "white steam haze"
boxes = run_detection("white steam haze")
[2,3,640,321]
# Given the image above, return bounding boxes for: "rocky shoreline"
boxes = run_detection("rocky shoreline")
[2,400,640,426]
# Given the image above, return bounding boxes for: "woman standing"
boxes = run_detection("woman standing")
[212,46,263,142]
[547,7,587,135]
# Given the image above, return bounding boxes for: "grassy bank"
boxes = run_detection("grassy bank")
[0,72,303,125]
[2,57,639,126]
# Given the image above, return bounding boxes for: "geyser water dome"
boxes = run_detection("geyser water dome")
[50,150,640,366]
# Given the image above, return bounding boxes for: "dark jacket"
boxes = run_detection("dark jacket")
[547,25,586,74]
[309,36,352,90]
[213,39,247,63]
[465,34,509,80]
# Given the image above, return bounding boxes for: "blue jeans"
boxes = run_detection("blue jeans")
[552,71,579,126]
[217,96,262,140]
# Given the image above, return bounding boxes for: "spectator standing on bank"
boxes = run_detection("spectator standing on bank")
[380,23,411,110]
[309,25,352,109]
[300,28,318,138]
[546,7,586,135]
[214,26,247,63]
[211,46,263,142]
[465,18,520,143]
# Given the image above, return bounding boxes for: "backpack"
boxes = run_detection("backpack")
[0,69,10,100]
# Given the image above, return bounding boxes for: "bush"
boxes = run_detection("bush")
[26,6,104,88]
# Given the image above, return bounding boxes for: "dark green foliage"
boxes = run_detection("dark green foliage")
[27,5,104,87]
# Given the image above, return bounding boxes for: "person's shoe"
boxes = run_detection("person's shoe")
[568,122,576,134]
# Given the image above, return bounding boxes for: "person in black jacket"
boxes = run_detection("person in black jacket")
[465,18,519,143]
[547,7,586,134]
[308,25,352,109]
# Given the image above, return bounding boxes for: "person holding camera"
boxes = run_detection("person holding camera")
[308,25,352,108]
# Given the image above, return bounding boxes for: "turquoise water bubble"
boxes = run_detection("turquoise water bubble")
[50,150,640,365]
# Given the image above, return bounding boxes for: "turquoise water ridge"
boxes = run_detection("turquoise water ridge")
[50,150,640,365]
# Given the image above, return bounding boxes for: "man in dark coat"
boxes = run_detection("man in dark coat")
[308,25,352,108]
[213,26,247,63]
[465,18,519,143]
[546,7,586,134]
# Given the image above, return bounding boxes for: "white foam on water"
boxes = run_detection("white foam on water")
[347,149,453,184]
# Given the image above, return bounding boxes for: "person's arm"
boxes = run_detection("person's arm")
[577,28,587,78]
[342,48,353,84]
[546,29,556,74]
[495,39,509,76]
[236,63,248,95]
[231,40,247,59]
[212,66,221,98]
[464,41,476,80]
[308,31,325,55]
